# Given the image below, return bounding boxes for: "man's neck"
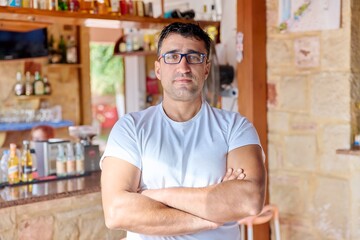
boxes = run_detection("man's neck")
[162,97,203,122]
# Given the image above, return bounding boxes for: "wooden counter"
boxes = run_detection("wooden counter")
[0,171,101,208]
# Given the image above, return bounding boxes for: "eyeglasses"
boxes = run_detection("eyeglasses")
[158,52,207,64]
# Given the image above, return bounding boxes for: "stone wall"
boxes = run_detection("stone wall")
[266,0,360,239]
[0,192,126,240]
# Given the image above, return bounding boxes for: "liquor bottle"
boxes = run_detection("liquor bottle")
[24,71,33,96]
[14,71,25,96]
[66,35,78,64]
[66,143,76,176]
[56,144,67,177]
[21,140,33,182]
[33,71,45,95]
[7,143,20,184]
[58,35,67,63]
[75,142,85,175]
[0,150,9,184]
[43,76,52,95]
[58,0,68,10]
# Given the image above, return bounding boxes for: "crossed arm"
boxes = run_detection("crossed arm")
[101,144,266,236]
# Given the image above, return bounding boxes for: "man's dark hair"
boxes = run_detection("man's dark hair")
[157,22,212,56]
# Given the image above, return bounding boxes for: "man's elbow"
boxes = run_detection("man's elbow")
[103,204,127,230]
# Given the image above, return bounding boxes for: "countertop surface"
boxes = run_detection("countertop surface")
[0,171,101,208]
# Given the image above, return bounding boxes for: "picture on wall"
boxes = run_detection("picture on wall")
[278,0,341,32]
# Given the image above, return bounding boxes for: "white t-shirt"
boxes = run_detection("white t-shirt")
[101,101,262,240]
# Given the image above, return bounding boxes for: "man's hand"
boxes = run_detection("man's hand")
[222,168,246,182]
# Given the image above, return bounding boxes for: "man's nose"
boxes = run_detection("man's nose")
[177,56,191,72]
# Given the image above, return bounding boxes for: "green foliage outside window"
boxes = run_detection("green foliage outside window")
[90,43,124,95]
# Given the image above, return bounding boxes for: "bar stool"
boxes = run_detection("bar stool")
[237,204,281,240]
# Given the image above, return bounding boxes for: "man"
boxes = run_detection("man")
[101,22,266,239]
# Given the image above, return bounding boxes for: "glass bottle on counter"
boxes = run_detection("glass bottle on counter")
[21,140,33,182]
[56,144,67,177]
[8,143,20,185]
[75,142,85,175]
[24,71,33,96]
[14,71,25,96]
[0,150,9,184]
[66,143,76,176]
[33,71,45,95]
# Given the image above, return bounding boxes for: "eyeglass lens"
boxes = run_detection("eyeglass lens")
[163,53,205,64]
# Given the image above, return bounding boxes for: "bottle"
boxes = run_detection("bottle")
[33,71,45,95]
[58,0,68,10]
[48,34,55,63]
[0,150,9,184]
[75,142,85,175]
[211,4,217,21]
[56,144,67,177]
[21,140,33,182]
[66,35,78,64]
[24,71,33,96]
[58,35,67,63]
[66,143,76,176]
[43,76,52,95]
[7,143,20,185]
[14,71,25,96]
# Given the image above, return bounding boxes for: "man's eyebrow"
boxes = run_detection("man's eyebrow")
[163,49,203,54]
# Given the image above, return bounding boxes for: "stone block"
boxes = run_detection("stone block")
[320,124,352,176]
[267,111,289,132]
[312,177,350,240]
[0,207,16,231]
[18,215,54,240]
[269,173,310,215]
[289,114,317,133]
[279,216,317,240]
[279,75,308,111]
[321,30,350,71]
[266,38,294,68]
[311,72,351,121]
[283,135,317,171]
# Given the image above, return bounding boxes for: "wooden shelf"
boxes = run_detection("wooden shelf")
[47,63,82,69]
[114,50,157,57]
[0,7,220,30]
[15,95,51,100]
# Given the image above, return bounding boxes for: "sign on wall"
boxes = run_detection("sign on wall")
[278,0,341,32]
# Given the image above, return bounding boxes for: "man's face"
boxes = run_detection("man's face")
[155,34,210,102]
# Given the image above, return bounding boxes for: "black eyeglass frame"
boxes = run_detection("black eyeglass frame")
[158,52,207,64]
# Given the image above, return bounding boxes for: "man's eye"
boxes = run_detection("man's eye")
[188,54,201,61]
[166,54,179,60]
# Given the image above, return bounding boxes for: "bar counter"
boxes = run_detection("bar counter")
[0,171,101,208]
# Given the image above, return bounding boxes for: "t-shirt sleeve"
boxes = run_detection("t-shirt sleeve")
[228,114,265,161]
[99,115,142,170]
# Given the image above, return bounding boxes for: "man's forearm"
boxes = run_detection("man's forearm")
[103,191,219,236]
[141,179,265,223]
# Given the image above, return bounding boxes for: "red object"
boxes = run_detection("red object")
[94,104,119,128]
[146,76,159,94]
[120,0,128,15]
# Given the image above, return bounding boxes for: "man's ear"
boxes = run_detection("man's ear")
[155,60,161,80]
[204,61,211,80]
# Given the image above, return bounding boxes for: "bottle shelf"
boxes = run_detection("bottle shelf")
[15,95,51,100]
[0,6,220,30]
[114,50,157,57]
[46,63,82,69]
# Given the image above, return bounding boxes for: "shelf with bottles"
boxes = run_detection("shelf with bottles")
[15,95,52,101]
[46,63,82,68]
[0,6,220,31]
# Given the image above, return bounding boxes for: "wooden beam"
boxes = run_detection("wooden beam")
[237,0,269,239]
